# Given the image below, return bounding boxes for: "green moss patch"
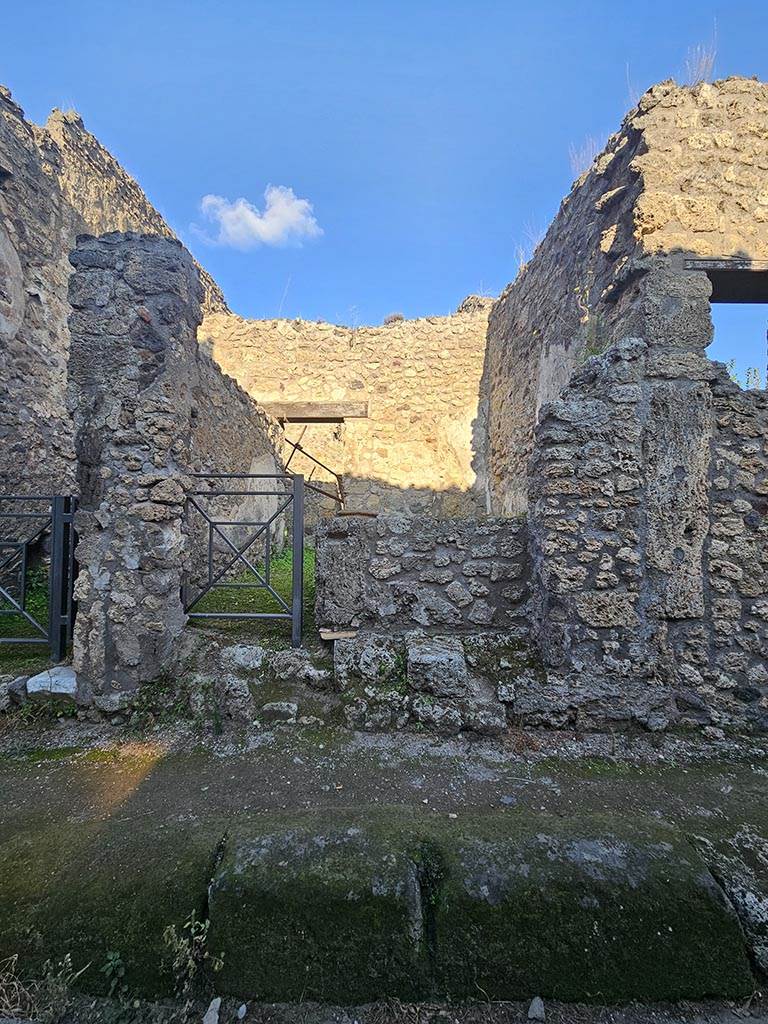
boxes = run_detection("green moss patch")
[431,819,754,1002]
[0,808,227,997]
[0,752,761,1005]
[209,816,430,1003]
[207,810,754,1004]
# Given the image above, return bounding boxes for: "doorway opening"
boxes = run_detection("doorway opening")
[688,260,768,389]
[709,303,768,389]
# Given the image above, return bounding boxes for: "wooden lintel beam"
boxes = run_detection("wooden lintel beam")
[685,258,768,271]
[262,401,369,423]
[685,259,768,303]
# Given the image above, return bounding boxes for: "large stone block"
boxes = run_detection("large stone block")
[208,821,429,1002]
[433,824,754,1002]
[406,635,468,697]
[333,633,402,690]
[645,379,711,620]
[0,807,222,998]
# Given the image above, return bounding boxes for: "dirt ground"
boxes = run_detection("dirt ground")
[2,713,768,825]
[2,715,768,1021]
[50,991,768,1023]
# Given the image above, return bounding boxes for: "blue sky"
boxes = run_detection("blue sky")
[2,0,767,378]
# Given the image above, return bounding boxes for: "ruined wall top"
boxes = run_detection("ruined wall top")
[0,84,228,493]
[482,76,768,514]
[495,76,768,314]
[41,104,227,314]
[629,77,768,260]
[0,86,84,492]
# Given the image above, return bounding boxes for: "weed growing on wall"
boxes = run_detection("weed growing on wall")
[682,28,717,86]
[727,360,764,390]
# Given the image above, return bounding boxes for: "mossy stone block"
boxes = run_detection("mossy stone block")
[0,817,225,997]
[208,819,429,1003]
[431,823,754,1002]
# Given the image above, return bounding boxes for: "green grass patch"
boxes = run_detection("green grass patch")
[0,745,84,765]
[188,547,316,644]
[0,567,54,677]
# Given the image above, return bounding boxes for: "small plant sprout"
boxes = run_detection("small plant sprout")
[0,954,35,1020]
[99,949,127,999]
[726,359,764,390]
[163,910,224,1003]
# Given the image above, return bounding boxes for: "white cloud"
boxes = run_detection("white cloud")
[199,185,322,249]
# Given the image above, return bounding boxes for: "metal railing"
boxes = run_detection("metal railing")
[182,473,305,647]
[0,495,77,661]
[284,430,345,508]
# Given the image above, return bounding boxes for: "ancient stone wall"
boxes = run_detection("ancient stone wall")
[528,333,768,732]
[68,233,281,696]
[45,108,227,314]
[468,76,768,732]
[199,295,492,519]
[0,88,83,493]
[0,85,226,496]
[315,513,530,634]
[481,78,768,514]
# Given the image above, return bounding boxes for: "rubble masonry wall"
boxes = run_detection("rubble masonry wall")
[481,77,768,515]
[199,296,492,520]
[315,513,530,635]
[67,232,281,695]
[498,79,768,730]
[0,86,226,496]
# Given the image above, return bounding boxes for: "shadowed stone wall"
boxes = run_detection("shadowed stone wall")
[45,106,226,315]
[315,513,530,634]
[68,233,281,696]
[0,88,84,492]
[0,85,226,495]
[485,77,768,731]
[199,295,493,519]
[529,334,768,731]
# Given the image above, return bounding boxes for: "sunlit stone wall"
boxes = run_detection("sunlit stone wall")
[199,296,493,519]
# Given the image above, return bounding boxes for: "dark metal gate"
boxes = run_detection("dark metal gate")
[0,495,78,662]
[182,473,305,647]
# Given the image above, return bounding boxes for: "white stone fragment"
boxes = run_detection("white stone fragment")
[202,996,221,1024]
[528,995,545,1021]
[26,666,78,703]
